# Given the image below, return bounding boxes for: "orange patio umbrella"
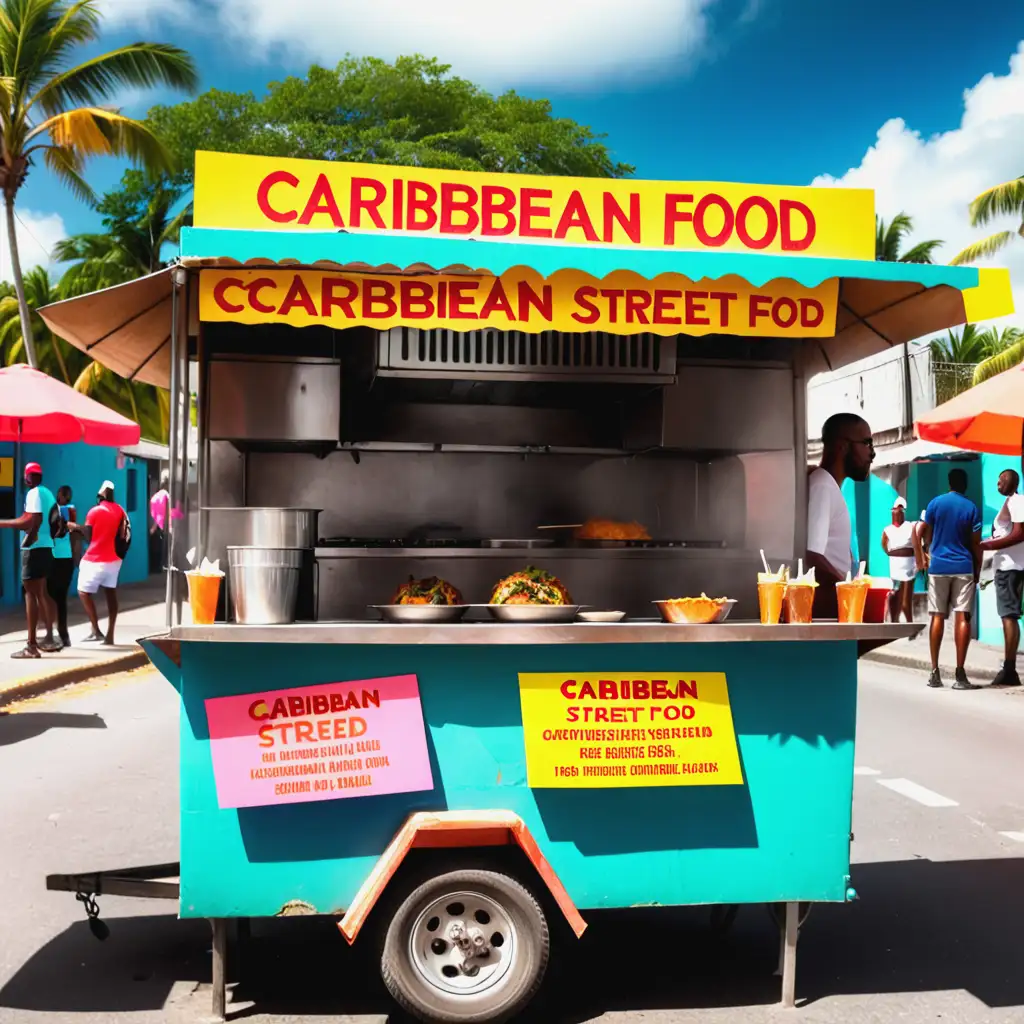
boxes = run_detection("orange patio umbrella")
[915,363,1024,456]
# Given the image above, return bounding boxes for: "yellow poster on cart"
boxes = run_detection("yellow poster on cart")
[518,672,743,788]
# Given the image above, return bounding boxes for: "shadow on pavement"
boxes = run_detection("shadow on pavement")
[0,710,106,746]
[3,858,1023,1020]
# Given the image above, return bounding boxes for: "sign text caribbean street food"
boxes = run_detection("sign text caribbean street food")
[204,675,433,809]
[200,268,839,338]
[194,151,874,259]
[518,672,743,788]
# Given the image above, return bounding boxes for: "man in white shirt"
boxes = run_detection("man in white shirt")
[980,468,1024,687]
[807,413,875,617]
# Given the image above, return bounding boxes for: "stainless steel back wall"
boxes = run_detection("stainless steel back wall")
[245,450,704,540]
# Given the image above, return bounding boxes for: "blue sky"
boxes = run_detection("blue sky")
[10,0,1024,317]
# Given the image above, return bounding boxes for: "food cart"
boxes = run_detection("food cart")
[39,151,1013,1022]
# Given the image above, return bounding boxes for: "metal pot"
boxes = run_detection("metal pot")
[207,508,321,548]
[227,546,303,624]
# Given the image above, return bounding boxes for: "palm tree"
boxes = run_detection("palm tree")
[972,331,1024,385]
[0,263,88,382]
[54,170,191,296]
[929,325,1023,402]
[0,0,197,368]
[73,360,168,440]
[950,177,1024,265]
[876,213,943,263]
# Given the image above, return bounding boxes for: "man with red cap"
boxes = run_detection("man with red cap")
[0,461,60,657]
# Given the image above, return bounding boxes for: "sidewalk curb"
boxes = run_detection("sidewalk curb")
[862,649,1001,681]
[0,648,149,708]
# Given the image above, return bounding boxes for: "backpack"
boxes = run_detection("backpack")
[48,501,68,540]
[114,511,132,559]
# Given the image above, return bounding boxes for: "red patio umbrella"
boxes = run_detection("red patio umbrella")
[0,364,141,446]
[915,362,1024,456]
[0,364,141,531]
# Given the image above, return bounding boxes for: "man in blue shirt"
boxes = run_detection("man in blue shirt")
[916,467,982,690]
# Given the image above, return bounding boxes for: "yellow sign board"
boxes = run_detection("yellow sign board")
[194,150,875,260]
[518,672,743,788]
[200,268,838,339]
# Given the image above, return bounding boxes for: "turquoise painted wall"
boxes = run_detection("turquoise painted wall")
[0,441,151,608]
[978,452,1024,650]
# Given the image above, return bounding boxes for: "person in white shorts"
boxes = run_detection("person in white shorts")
[881,497,917,622]
[69,480,126,645]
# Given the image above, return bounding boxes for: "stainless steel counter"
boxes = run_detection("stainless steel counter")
[166,621,922,646]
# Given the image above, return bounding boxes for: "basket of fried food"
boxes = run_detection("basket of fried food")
[574,518,651,544]
[653,593,736,625]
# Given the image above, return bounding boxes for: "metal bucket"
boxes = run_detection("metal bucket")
[208,508,322,548]
[227,547,303,624]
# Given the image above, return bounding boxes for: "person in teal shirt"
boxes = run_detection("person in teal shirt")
[44,485,77,649]
[0,461,60,657]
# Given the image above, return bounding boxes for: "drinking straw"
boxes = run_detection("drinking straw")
[858,560,866,578]
[798,558,804,578]
[760,549,771,575]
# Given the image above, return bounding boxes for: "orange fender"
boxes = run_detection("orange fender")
[337,809,587,944]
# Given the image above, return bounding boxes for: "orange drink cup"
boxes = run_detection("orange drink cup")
[785,582,815,624]
[186,571,222,625]
[757,580,786,624]
[836,579,869,623]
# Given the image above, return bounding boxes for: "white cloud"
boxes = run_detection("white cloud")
[812,42,1024,330]
[99,0,720,89]
[0,208,67,279]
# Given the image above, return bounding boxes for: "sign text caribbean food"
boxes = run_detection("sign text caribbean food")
[193,151,874,259]
[204,675,433,809]
[200,268,838,338]
[518,672,743,788]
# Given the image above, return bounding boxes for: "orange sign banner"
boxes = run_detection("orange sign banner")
[199,268,839,338]
[194,151,875,260]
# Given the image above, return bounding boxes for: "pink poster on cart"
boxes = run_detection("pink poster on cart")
[204,675,433,809]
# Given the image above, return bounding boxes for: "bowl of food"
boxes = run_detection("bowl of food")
[373,576,468,622]
[488,567,580,622]
[653,594,735,625]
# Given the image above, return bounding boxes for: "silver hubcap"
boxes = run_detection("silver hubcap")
[409,889,518,998]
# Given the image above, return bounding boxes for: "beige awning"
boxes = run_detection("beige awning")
[38,265,999,390]
[39,269,197,390]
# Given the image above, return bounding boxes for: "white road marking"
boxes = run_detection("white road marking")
[876,777,959,807]
[999,831,1024,842]
[854,766,881,776]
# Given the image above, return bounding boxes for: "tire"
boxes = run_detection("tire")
[380,868,550,1023]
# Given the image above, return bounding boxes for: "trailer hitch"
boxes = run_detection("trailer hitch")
[76,890,110,941]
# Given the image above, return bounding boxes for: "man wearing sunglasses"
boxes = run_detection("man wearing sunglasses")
[807,413,875,618]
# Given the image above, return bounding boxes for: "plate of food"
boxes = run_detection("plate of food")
[653,594,736,625]
[487,567,581,622]
[372,576,468,623]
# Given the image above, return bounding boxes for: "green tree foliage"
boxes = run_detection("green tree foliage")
[875,213,942,263]
[951,177,1024,265]
[972,334,1024,385]
[146,55,633,185]
[54,169,191,296]
[0,0,196,367]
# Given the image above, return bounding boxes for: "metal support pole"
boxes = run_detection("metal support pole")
[164,277,181,628]
[210,917,227,1020]
[780,900,799,1009]
[174,274,191,625]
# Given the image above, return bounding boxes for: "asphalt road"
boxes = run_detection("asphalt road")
[2,662,1024,1024]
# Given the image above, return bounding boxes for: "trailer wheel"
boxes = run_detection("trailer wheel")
[381,868,549,1023]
